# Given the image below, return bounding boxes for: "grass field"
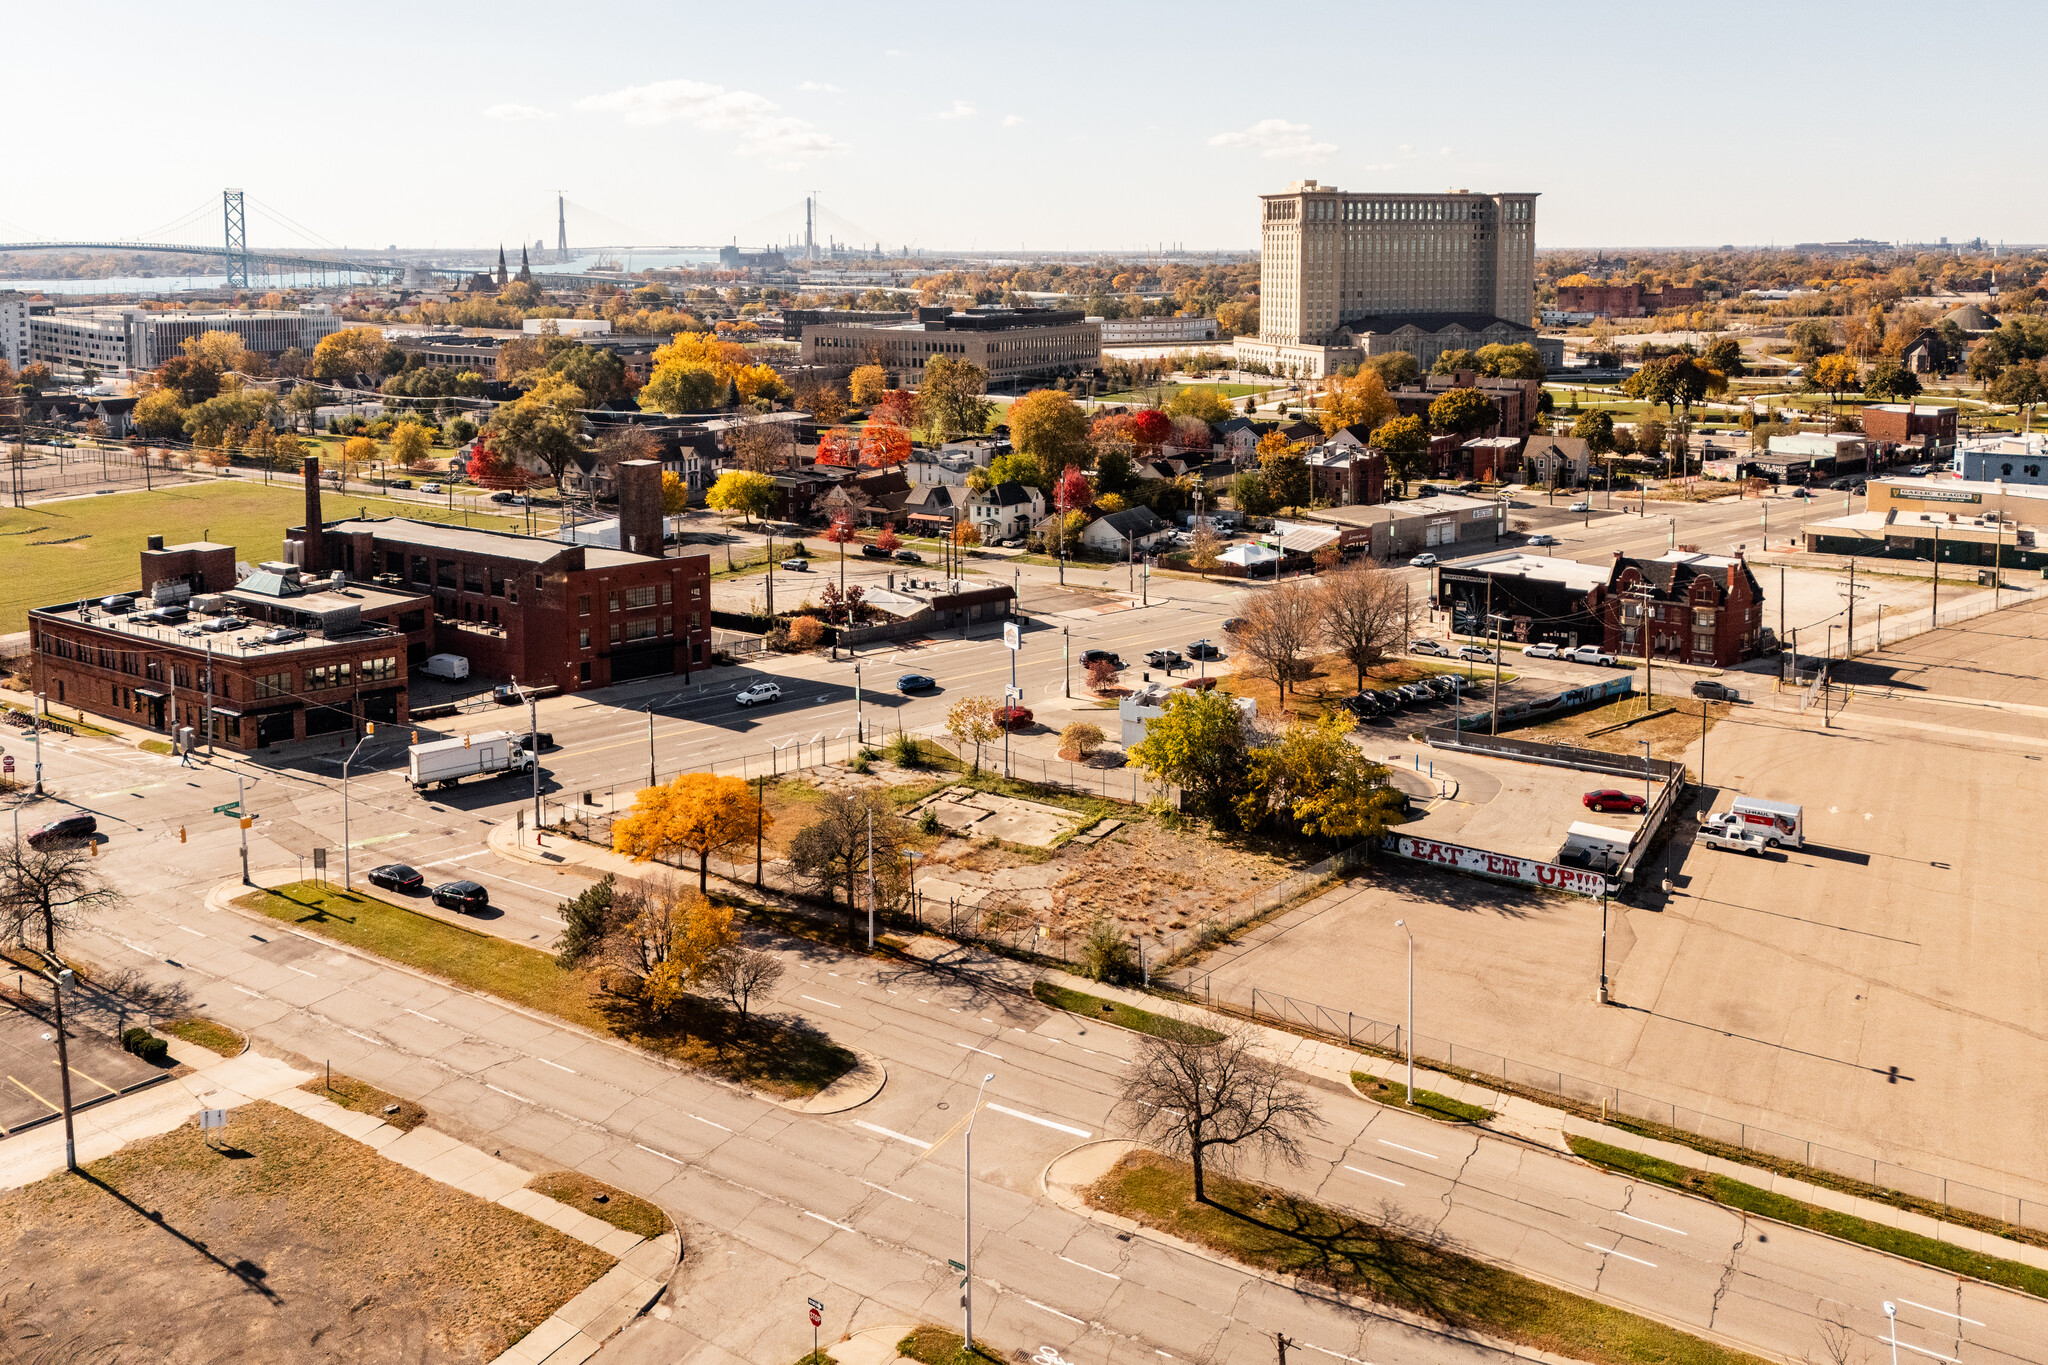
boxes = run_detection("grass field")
[1098,381,1273,403]
[1088,1150,1770,1365]
[0,480,537,633]
[1033,980,1222,1041]
[1350,1070,1494,1123]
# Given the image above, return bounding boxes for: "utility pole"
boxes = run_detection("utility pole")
[754,775,764,888]
[646,704,656,789]
[1490,612,1504,734]
[237,773,251,886]
[36,952,79,1171]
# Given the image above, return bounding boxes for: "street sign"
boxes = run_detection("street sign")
[1,756,12,774]
[200,1109,227,1131]
[1005,685,1023,701]
[312,847,326,872]
[808,1308,821,1327]
[212,801,241,815]
[807,1298,823,1312]
[1002,622,1020,651]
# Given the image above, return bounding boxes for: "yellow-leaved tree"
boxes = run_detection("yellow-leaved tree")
[849,364,888,407]
[1319,369,1395,437]
[388,420,434,469]
[612,772,771,892]
[338,435,379,482]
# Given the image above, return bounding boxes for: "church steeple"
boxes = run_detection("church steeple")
[496,244,507,288]
[517,245,532,283]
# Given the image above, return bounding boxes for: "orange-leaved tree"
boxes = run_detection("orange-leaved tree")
[859,420,911,468]
[612,772,771,893]
[816,427,858,467]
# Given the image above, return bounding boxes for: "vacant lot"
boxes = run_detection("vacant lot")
[1221,650,1513,722]
[0,481,533,632]
[1517,693,1732,765]
[0,1100,612,1364]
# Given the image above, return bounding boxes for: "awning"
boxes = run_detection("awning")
[134,687,167,699]
[210,706,243,718]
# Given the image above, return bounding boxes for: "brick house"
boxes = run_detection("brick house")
[1601,551,1765,667]
[1391,373,1542,441]
[1860,403,1958,449]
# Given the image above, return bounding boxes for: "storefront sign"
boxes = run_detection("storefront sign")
[1382,834,1611,898]
[1887,485,1980,504]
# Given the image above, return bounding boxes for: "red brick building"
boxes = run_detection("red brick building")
[1391,373,1542,441]
[1555,283,1645,317]
[1600,551,1765,667]
[1860,403,1958,449]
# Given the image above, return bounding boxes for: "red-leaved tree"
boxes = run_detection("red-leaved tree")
[467,437,529,489]
[872,389,916,427]
[1129,409,1172,448]
[859,420,911,469]
[816,427,857,467]
[875,522,901,552]
[1054,464,1092,515]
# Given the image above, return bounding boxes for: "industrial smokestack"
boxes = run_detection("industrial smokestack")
[617,460,663,558]
[301,456,326,574]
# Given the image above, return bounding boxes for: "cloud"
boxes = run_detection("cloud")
[884,48,906,57]
[937,101,976,120]
[799,81,842,93]
[1208,118,1335,163]
[575,79,843,157]
[484,103,554,121]
[1002,114,1025,127]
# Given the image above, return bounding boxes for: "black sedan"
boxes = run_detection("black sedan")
[366,863,424,893]
[1079,649,1123,668]
[431,880,490,913]
[897,672,936,691]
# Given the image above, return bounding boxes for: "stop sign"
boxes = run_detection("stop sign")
[809,1308,821,1327]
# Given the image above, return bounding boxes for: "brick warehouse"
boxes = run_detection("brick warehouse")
[29,458,712,749]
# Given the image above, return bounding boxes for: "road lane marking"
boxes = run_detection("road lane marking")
[343,1028,377,1042]
[531,1056,576,1073]
[804,1211,856,1233]
[486,1083,532,1104]
[1299,1345,1374,1365]
[176,925,205,937]
[1023,1299,1083,1325]
[691,1114,731,1132]
[1375,1138,1438,1159]
[800,995,841,1009]
[853,1120,932,1149]
[637,1142,685,1164]
[284,965,317,977]
[1058,1255,1119,1279]
[861,1181,913,1201]
[1614,1209,1686,1236]
[404,1008,440,1022]
[957,1043,1003,1059]
[1894,1299,1983,1326]
[1344,1164,1405,1187]
[1879,1340,1958,1364]
[232,986,262,997]
[1584,1242,1656,1268]
[987,1102,1090,1137]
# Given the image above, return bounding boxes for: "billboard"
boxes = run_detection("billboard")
[1382,834,1611,898]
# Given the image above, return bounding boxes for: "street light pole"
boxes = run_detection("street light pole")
[646,703,655,789]
[1394,919,1414,1101]
[341,729,377,889]
[1639,738,1652,807]
[33,951,79,1171]
[964,1071,995,1352]
[1062,625,1070,699]
[515,677,540,833]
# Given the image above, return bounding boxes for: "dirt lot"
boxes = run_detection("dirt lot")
[1517,693,1734,766]
[0,1100,614,1364]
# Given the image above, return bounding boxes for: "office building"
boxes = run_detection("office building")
[800,307,1100,388]
[1,295,54,368]
[1095,316,1220,345]
[1234,181,1557,377]
[18,304,342,375]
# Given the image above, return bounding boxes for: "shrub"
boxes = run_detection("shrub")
[995,704,1034,732]
[1058,722,1105,761]
[919,808,941,835]
[1079,917,1137,984]
[122,1028,169,1065]
[887,732,929,769]
[848,752,872,774]
[786,615,826,650]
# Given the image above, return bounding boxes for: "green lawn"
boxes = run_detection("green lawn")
[1351,1070,1493,1123]
[1089,1150,1770,1365]
[1568,1136,2048,1298]
[160,1016,244,1057]
[1034,980,1222,1041]
[1098,381,1272,402]
[0,479,535,633]
[236,881,856,1098]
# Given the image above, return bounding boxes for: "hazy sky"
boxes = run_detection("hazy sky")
[9,0,2045,255]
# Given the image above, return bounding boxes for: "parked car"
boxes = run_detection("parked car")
[519,731,554,751]
[893,549,924,564]
[1523,642,1560,659]
[1409,553,1439,567]
[1426,674,1461,697]
[1850,480,1868,494]
[1079,649,1123,669]
[259,626,305,645]
[1526,534,1558,546]
[489,490,518,503]
[1221,617,1246,635]
[780,558,809,571]
[431,880,490,913]
[1691,679,1740,702]
[1400,682,1437,705]
[1583,789,1649,815]
[1791,487,1814,499]
[1458,645,1496,663]
[492,684,522,705]
[1145,648,1186,670]
[367,863,424,893]
[896,673,935,691]
[387,478,412,489]
[1342,691,1385,718]
[419,483,443,495]
[860,544,892,559]
[734,681,783,707]
[998,537,1024,548]
[1409,638,1451,657]
[1564,645,1616,666]
[1186,639,1223,660]
[1569,500,1592,512]
[26,814,96,846]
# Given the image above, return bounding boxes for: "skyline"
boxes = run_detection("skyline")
[6,0,2046,255]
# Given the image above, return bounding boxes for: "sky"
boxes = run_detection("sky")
[8,0,2047,256]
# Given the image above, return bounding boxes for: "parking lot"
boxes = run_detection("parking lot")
[1378,743,1650,865]
[0,1006,167,1135]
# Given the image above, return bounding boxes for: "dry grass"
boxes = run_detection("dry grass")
[0,1100,613,1364]
[301,1071,427,1132]
[1221,650,1512,721]
[1518,694,1729,763]
[159,1016,243,1058]
[527,1171,672,1239]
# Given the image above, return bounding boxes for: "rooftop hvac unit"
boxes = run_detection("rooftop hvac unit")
[330,570,346,591]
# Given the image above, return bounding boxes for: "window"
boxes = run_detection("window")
[410,555,430,584]
[610,623,621,644]
[1692,607,1717,628]
[579,661,591,683]
[624,585,658,610]
[688,612,700,633]
[359,656,398,683]
[579,629,591,649]
[489,573,505,598]
[578,594,590,616]
[660,615,672,637]
[304,662,351,690]
[1693,633,1715,656]
[253,671,291,699]
[534,574,543,591]
[463,563,484,594]
[623,619,658,643]
[385,550,406,577]
[436,560,457,589]
[607,591,618,613]
[660,582,673,604]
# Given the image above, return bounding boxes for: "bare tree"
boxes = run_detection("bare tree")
[0,840,123,955]
[786,790,906,916]
[1233,579,1324,702]
[1188,522,1222,578]
[708,946,784,1025]
[1115,1017,1321,1203]
[594,425,662,482]
[1320,561,1407,691]
[728,416,795,473]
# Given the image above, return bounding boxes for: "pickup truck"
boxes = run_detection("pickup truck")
[1699,825,1770,856]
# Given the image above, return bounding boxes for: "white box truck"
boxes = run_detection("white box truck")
[422,654,470,680]
[407,731,535,790]
[1706,797,1804,848]
[1561,821,1635,873]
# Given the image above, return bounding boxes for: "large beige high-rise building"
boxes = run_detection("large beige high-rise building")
[1234,180,1557,379]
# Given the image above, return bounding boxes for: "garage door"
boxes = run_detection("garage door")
[1425,520,1452,547]
[610,647,674,683]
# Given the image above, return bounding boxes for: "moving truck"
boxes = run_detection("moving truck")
[1707,797,1804,848]
[1561,821,1635,873]
[408,731,536,790]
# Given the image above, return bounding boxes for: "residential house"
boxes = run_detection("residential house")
[1522,434,1590,487]
[1079,504,1173,555]
[967,481,1045,543]
[1602,550,1765,667]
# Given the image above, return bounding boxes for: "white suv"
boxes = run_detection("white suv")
[734,681,784,707]
[1409,638,1451,657]
[1523,642,1560,659]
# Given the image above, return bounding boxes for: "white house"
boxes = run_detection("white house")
[967,481,1044,543]
[1079,505,1173,555]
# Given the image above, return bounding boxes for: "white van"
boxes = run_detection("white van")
[1562,821,1634,872]
[422,653,470,681]
[1708,797,1804,848]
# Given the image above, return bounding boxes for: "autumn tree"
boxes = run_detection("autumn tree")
[728,416,796,473]
[849,364,889,407]
[389,420,434,469]
[1188,521,1223,578]
[603,877,737,1018]
[1431,348,1477,376]
[1235,579,1323,703]
[1320,560,1405,690]
[1008,389,1092,471]
[705,470,777,525]
[1807,353,1862,410]
[1163,386,1232,423]
[466,436,530,489]
[1371,415,1430,483]
[871,389,916,428]
[155,354,222,405]
[1239,712,1403,839]
[1570,409,1616,455]
[1362,351,1420,387]
[1471,342,1545,380]
[660,470,690,515]
[874,522,901,553]
[132,389,186,438]
[612,772,771,892]
[310,326,392,380]
[486,375,585,488]
[594,424,662,481]
[945,696,1002,772]
[917,355,992,440]
[859,420,912,468]
[639,358,720,412]
[1319,368,1395,436]
[786,790,907,917]
[1990,363,2047,420]
[337,435,379,482]
[1127,687,1252,825]
[814,427,857,468]
[1427,386,1498,439]
[1257,442,1309,511]
[181,329,255,375]
[1863,358,1921,403]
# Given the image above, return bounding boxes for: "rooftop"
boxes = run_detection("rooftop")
[1445,552,1609,591]
[1875,476,2048,499]
[34,578,426,659]
[323,516,663,566]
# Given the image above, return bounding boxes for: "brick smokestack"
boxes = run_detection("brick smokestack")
[617,459,663,557]
[301,456,326,573]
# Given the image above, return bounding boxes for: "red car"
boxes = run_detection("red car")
[1583,789,1647,815]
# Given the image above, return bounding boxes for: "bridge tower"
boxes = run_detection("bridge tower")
[222,189,251,289]
[556,192,568,263]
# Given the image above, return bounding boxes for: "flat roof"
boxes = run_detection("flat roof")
[1874,476,2048,499]
[31,595,415,658]
[1444,552,1608,591]
[1648,549,1744,570]
[1812,510,2022,534]
[1405,494,1504,514]
[325,517,581,565]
